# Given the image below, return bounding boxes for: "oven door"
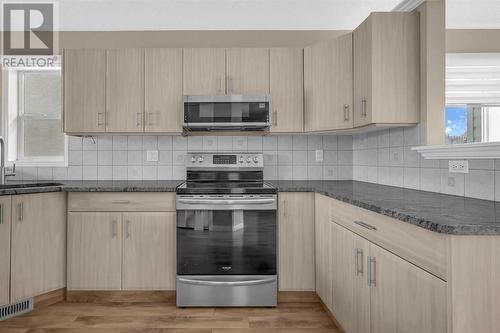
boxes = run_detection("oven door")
[183,95,271,130]
[176,194,277,276]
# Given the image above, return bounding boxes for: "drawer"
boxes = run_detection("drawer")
[68,192,176,212]
[328,196,448,281]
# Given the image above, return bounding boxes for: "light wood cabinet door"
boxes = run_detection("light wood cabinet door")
[314,194,333,308]
[11,193,66,302]
[331,222,370,333]
[304,34,353,132]
[67,212,122,290]
[278,193,315,291]
[122,212,176,290]
[353,17,372,127]
[63,49,106,133]
[369,243,447,333]
[145,48,183,133]
[354,13,419,126]
[226,48,269,94]
[270,48,303,133]
[106,48,145,132]
[183,48,226,95]
[0,196,11,306]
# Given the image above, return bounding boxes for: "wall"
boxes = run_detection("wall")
[352,126,500,202]
[11,134,353,182]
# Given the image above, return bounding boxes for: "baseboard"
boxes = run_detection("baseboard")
[34,288,66,308]
[65,290,320,304]
[66,290,176,303]
[318,297,346,333]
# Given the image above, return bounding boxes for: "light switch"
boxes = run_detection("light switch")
[146,150,159,162]
[315,150,323,162]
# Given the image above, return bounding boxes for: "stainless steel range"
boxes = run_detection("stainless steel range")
[176,152,277,307]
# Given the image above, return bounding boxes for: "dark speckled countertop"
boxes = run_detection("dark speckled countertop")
[1,180,499,235]
[268,180,500,235]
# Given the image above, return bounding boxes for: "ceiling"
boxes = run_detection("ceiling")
[55,0,500,31]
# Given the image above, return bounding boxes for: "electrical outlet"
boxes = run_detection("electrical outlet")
[315,150,323,162]
[449,160,469,173]
[146,150,159,162]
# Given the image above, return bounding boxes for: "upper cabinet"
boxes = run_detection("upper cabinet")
[145,48,183,133]
[106,49,145,133]
[353,12,420,127]
[304,34,353,132]
[64,48,183,134]
[226,48,269,94]
[270,48,304,133]
[63,49,106,133]
[183,48,226,95]
[183,48,270,95]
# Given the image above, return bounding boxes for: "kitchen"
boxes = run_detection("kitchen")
[0,0,499,332]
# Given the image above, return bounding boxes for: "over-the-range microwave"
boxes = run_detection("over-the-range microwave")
[182,95,272,132]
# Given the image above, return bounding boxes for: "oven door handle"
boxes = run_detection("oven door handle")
[178,277,276,287]
[177,198,276,205]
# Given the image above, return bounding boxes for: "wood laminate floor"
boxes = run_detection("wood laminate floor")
[0,294,340,333]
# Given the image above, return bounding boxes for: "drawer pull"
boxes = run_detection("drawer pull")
[112,200,130,204]
[354,220,377,231]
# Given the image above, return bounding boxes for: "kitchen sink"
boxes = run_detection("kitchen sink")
[0,182,63,189]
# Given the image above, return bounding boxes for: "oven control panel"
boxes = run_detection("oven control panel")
[186,153,263,168]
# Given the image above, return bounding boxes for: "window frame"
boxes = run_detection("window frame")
[2,66,68,167]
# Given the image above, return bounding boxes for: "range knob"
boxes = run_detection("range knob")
[253,156,259,163]
[239,156,244,163]
[191,156,196,163]
[246,157,251,163]
[198,156,204,163]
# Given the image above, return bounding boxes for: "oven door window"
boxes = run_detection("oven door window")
[177,209,276,275]
[184,102,269,124]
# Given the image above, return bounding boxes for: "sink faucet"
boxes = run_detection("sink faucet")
[0,137,16,185]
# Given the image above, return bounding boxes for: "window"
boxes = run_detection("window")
[446,53,500,144]
[4,68,67,166]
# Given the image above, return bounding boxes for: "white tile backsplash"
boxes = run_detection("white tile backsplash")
[352,128,500,201]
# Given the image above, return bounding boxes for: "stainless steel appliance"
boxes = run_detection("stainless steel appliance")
[176,152,277,307]
[182,95,272,132]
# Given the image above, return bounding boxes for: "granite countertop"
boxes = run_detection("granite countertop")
[268,180,500,235]
[2,180,499,235]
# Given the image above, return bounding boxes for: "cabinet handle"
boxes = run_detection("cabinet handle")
[361,99,367,117]
[217,76,224,94]
[0,204,3,225]
[126,220,131,238]
[111,220,118,238]
[283,199,287,218]
[367,256,376,287]
[354,220,377,231]
[343,104,350,121]
[17,202,23,222]
[355,248,363,276]
[273,109,278,127]
[112,200,130,204]
[136,112,143,127]
[227,77,234,94]
[96,112,105,127]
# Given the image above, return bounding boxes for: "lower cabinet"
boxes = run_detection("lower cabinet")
[10,192,66,302]
[67,193,177,291]
[369,243,447,333]
[331,222,370,333]
[315,194,447,333]
[278,192,315,291]
[122,212,176,290]
[67,212,123,290]
[0,196,12,306]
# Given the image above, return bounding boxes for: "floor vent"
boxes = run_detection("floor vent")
[0,299,33,321]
